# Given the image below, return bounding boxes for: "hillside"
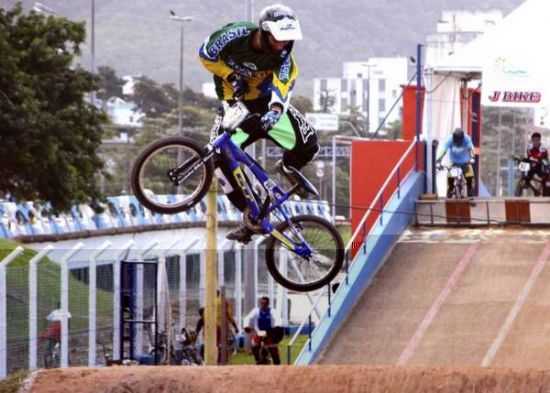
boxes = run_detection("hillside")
[4,0,523,94]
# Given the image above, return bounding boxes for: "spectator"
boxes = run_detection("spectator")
[195,307,205,359]
[244,296,283,365]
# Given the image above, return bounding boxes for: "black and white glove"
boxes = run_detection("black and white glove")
[260,109,282,131]
[227,73,247,99]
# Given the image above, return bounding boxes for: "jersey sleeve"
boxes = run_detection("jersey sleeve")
[269,54,298,111]
[198,23,253,80]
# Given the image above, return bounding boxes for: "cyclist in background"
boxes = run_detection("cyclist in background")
[436,128,475,197]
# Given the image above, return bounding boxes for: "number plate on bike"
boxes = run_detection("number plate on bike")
[450,167,462,177]
[519,162,530,172]
[222,101,250,130]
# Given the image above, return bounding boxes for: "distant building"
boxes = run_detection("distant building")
[122,75,141,97]
[313,57,408,133]
[104,97,144,129]
[425,9,503,67]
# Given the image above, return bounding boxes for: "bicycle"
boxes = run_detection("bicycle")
[512,155,550,197]
[130,101,344,292]
[438,163,469,199]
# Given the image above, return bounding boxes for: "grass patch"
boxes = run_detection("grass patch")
[228,335,308,365]
[0,370,28,393]
[336,224,351,245]
[0,238,113,371]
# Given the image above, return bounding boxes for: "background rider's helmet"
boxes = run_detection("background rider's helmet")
[452,128,465,146]
[258,4,302,54]
[531,132,542,148]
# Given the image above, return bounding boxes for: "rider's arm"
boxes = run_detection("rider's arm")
[436,138,450,162]
[269,54,298,112]
[243,307,259,332]
[466,136,475,162]
[198,23,255,81]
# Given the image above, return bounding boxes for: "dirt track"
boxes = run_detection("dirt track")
[20,365,550,393]
[320,228,550,367]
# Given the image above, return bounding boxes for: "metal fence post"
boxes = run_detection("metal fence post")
[0,246,24,378]
[29,245,54,370]
[136,240,159,359]
[88,241,111,367]
[327,284,332,318]
[279,249,289,327]
[253,238,263,306]
[113,240,134,361]
[235,245,243,331]
[180,239,200,331]
[379,196,384,226]
[218,239,231,288]
[60,242,84,368]
[397,167,401,199]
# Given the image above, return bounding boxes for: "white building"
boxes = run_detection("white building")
[104,97,144,128]
[121,75,142,97]
[425,10,503,67]
[313,57,408,133]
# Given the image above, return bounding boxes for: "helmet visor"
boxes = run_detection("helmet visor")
[261,17,303,41]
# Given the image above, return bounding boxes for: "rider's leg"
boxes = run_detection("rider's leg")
[466,176,474,197]
[221,99,271,242]
[266,105,319,195]
[268,346,281,365]
[446,176,453,198]
[464,164,475,197]
[272,105,319,170]
[251,344,261,364]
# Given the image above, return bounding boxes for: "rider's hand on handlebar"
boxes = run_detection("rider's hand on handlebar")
[261,106,282,131]
[227,73,247,99]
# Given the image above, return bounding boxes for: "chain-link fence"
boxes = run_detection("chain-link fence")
[1,236,309,378]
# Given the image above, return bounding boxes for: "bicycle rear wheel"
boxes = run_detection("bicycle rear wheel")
[131,137,214,214]
[265,215,344,292]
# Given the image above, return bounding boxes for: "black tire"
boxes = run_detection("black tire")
[265,215,344,292]
[131,137,214,214]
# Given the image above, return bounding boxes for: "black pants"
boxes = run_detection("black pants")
[251,344,281,365]
[217,97,319,211]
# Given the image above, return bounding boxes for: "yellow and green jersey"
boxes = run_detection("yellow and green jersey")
[198,21,298,110]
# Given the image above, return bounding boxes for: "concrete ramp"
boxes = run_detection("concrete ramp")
[319,228,550,368]
[20,366,550,393]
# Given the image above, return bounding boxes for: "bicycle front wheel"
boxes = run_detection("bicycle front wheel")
[265,215,344,292]
[131,137,214,214]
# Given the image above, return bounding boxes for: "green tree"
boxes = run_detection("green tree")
[0,4,107,211]
[97,65,124,100]
[133,76,176,118]
[291,95,313,114]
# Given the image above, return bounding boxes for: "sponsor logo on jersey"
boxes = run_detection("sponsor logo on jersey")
[206,26,249,59]
[278,56,291,82]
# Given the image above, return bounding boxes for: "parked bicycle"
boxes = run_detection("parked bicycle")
[131,101,344,292]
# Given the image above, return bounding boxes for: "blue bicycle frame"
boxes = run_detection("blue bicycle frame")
[208,130,312,258]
